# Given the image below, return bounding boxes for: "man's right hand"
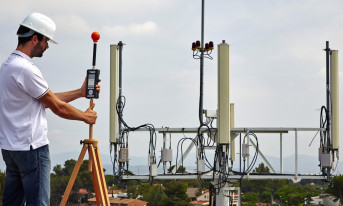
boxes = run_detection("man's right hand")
[40,89,99,124]
[84,104,97,124]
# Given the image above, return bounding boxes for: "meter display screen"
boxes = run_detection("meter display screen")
[88,74,95,88]
[86,69,100,99]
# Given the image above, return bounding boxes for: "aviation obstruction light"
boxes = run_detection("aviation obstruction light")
[191,40,214,59]
[192,42,197,51]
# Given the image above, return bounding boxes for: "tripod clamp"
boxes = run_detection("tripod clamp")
[80,139,99,148]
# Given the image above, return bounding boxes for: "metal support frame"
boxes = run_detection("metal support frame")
[132,127,323,133]
[115,124,327,206]
[172,136,198,174]
[124,127,325,181]
[250,139,276,173]
[122,173,326,180]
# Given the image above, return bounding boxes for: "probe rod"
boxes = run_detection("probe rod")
[89,32,100,139]
[89,44,97,139]
[92,43,97,68]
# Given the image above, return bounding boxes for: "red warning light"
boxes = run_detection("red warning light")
[192,42,197,51]
[209,41,214,50]
[205,43,209,51]
[196,40,201,49]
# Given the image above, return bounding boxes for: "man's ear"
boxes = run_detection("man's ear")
[31,35,39,45]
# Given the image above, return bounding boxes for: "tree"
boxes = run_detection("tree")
[159,181,191,206]
[326,175,343,204]
[241,163,274,201]
[167,165,187,174]
[50,174,69,205]
[127,185,140,199]
[260,191,272,203]
[275,183,319,205]
[0,170,5,204]
[53,164,64,176]
[252,163,270,173]
[105,174,119,189]
[195,187,203,197]
[50,159,107,204]
[242,192,258,204]
[63,159,77,176]
[139,183,165,206]
[289,193,306,205]
[242,202,257,206]
[239,162,324,204]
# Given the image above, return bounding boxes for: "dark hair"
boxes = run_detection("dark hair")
[17,25,44,46]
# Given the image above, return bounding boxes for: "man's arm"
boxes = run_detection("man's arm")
[39,89,97,124]
[55,78,101,103]
[54,88,83,103]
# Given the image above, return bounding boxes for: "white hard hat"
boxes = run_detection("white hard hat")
[19,13,57,44]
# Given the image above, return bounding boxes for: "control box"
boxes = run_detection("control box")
[119,148,129,163]
[86,69,100,99]
[319,148,332,168]
[161,149,173,162]
[242,143,249,158]
[197,159,205,172]
[150,163,157,177]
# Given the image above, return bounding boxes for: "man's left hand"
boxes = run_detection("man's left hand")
[80,77,101,97]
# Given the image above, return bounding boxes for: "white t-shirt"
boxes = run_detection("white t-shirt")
[0,50,49,151]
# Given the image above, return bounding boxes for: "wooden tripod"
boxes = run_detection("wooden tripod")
[60,100,110,205]
[59,137,110,206]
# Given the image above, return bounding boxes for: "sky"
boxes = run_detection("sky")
[0,0,342,174]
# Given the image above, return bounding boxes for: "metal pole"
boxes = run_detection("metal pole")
[295,130,298,179]
[280,133,283,173]
[117,41,124,174]
[238,187,241,206]
[118,41,123,138]
[163,132,166,149]
[199,0,205,124]
[118,41,123,98]
[325,41,331,151]
[247,133,250,175]
[239,133,242,172]
[324,41,332,178]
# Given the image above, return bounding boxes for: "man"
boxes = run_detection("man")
[0,13,100,205]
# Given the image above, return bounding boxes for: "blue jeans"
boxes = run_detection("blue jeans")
[1,145,51,206]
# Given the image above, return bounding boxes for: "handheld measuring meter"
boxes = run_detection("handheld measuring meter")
[86,69,100,99]
[86,32,101,99]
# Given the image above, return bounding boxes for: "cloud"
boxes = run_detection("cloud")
[53,14,91,37]
[102,21,158,38]
[0,2,29,23]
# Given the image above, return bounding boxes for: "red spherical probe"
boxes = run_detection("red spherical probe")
[91,32,100,42]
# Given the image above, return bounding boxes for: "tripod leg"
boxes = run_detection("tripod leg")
[60,146,87,206]
[88,152,93,172]
[89,144,106,205]
[89,146,101,205]
[91,168,101,206]
[95,146,110,205]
